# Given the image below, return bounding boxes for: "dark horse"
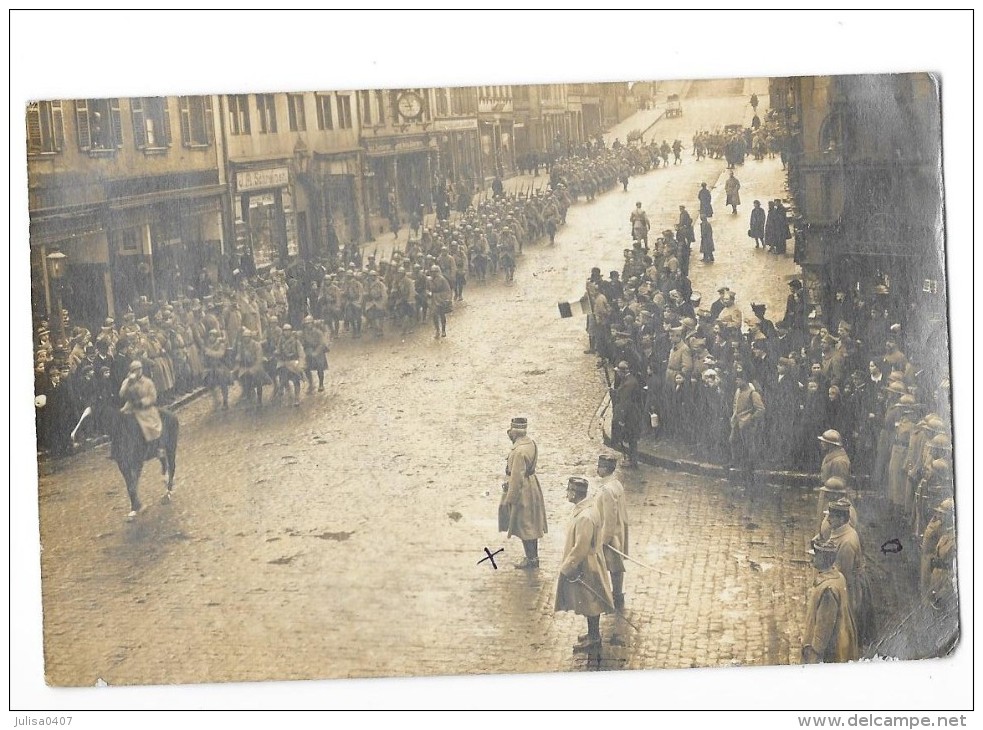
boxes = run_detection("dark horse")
[107,409,179,518]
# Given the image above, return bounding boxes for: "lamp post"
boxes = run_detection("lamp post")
[46,251,67,349]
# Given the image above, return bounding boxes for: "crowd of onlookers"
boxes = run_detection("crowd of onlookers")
[587,181,955,658]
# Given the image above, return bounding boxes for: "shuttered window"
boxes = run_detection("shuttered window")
[26,100,64,154]
[337,95,353,129]
[179,96,214,147]
[316,94,333,130]
[75,98,123,151]
[287,93,306,132]
[131,97,172,150]
[257,93,277,134]
[228,95,250,135]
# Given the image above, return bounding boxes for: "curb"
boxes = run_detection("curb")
[602,431,822,489]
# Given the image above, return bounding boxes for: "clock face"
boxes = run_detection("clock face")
[397,92,423,120]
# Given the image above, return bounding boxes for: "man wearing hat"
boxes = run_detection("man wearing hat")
[428,264,453,339]
[709,287,730,321]
[825,498,875,646]
[664,326,693,392]
[802,538,859,664]
[730,368,766,488]
[630,202,650,247]
[675,206,695,277]
[717,291,742,330]
[873,380,908,486]
[914,457,951,539]
[275,324,306,407]
[816,477,856,540]
[612,361,645,468]
[301,316,329,393]
[119,359,163,447]
[501,417,548,569]
[920,497,955,606]
[236,328,272,407]
[818,429,851,487]
[341,269,365,338]
[887,395,918,515]
[593,453,630,610]
[554,476,613,654]
[780,279,807,348]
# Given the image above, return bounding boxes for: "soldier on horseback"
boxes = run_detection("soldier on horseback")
[119,360,162,455]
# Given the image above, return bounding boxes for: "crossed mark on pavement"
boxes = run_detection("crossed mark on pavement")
[478,547,505,569]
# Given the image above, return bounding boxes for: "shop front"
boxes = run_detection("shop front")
[232,164,298,272]
[433,119,480,190]
[478,118,515,180]
[30,210,112,333]
[307,152,365,257]
[363,135,436,238]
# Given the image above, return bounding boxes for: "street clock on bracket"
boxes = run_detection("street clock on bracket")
[396,90,424,121]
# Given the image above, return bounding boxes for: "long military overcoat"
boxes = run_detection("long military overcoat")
[554,500,613,617]
[503,436,548,540]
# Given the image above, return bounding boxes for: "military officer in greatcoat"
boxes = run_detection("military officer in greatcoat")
[593,453,630,610]
[802,538,859,664]
[501,417,548,569]
[555,476,613,654]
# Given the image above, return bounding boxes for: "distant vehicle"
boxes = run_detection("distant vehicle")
[724,123,744,135]
[665,94,683,118]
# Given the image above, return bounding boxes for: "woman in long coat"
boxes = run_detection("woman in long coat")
[748,200,766,248]
[699,215,715,263]
[698,183,713,218]
[764,200,783,252]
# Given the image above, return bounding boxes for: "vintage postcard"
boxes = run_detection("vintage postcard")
[25,68,957,693]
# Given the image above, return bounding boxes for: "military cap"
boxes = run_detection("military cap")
[884,381,907,394]
[281,324,292,332]
[567,476,590,494]
[807,538,838,558]
[510,417,528,430]
[616,361,631,371]
[598,454,618,469]
[128,360,144,372]
[828,498,853,516]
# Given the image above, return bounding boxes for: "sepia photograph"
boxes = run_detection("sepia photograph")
[10,9,974,718]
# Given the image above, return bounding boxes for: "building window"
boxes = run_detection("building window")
[179,96,214,147]
[75,98,122,151]
[451,87,474,115]
[375,90,386,123]
[337,95,353,129]
[228,94,250,135]
[130,97,171,150]
[287,93,306,132]
[361,91,372,126]
[316,94,333,130]
[435,89,449,117]
[257,93,278,134]
[26,100,64,154]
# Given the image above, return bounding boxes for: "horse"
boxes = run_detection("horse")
[105,408,179,519]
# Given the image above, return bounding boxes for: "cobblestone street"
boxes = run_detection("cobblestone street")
[33,78,937,688]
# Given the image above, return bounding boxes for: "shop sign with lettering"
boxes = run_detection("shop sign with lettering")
[237,167,290,192]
